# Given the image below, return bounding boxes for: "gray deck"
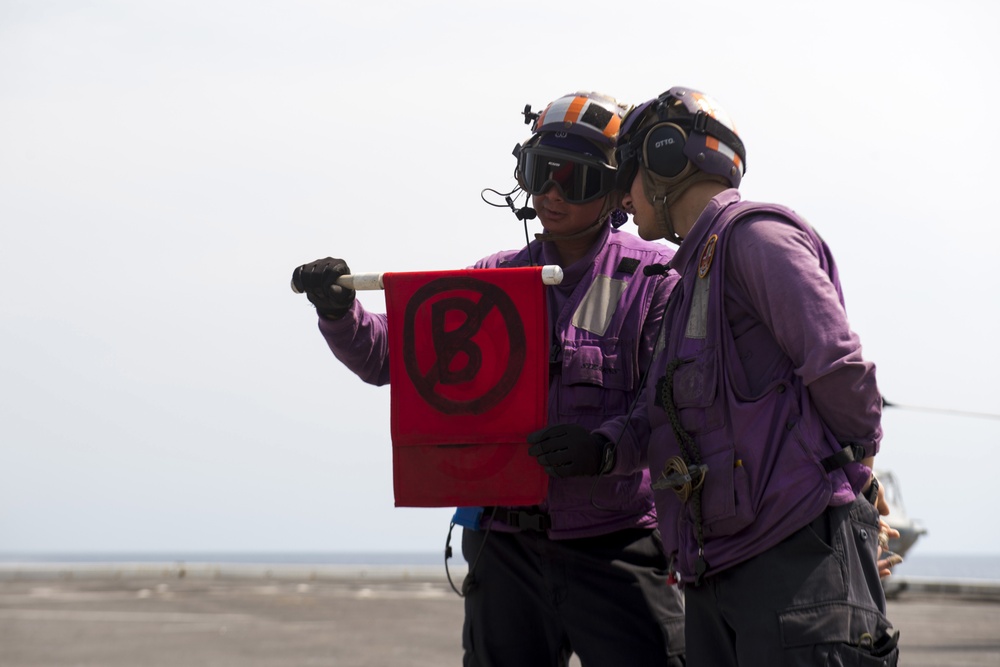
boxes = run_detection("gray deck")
[1,565,998,666]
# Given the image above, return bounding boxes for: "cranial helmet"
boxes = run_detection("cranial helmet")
[616,87,745,191]
[515,91,630,205]
[530,91,628,156]
[615,87,746,243]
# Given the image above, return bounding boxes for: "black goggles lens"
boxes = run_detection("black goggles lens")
[520,147,614,204]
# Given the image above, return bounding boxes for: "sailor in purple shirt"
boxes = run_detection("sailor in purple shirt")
[293,92,685,666]
[595,87,900,665]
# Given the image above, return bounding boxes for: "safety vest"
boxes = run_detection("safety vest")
[650,199,862,583]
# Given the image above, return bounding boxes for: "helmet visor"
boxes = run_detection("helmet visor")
[519,146,615,204]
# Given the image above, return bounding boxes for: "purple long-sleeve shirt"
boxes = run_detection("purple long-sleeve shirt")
[600,190,881,580]
[318,222,680,539]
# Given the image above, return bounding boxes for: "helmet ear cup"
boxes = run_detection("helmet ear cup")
[643,123,688,179]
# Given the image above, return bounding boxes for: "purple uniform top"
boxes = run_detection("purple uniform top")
[318,222,679,539]
[601,190,881,582]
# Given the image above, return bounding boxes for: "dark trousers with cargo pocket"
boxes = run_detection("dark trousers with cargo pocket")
[462,527,686,667]
[683,494,899,666]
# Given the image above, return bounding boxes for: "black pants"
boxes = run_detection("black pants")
[684,495,899,666]
[461,527,686,667]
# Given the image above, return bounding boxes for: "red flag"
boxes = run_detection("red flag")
[384,267,550,507]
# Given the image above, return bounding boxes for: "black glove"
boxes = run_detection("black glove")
[527,424,614,478]
[292,257,356,319]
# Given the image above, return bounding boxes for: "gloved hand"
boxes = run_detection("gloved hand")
[292,257,356,319]
[527,424,614,478]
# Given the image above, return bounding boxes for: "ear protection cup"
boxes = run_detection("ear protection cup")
[643,122,689,179]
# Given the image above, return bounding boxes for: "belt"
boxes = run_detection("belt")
[485,506,551,531]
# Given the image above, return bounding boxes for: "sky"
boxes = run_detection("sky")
[1,0,998,558]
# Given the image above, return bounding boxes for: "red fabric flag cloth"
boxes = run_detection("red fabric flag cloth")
[383,267,550,507]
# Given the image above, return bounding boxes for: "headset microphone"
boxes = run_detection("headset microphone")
[506,195,536,221]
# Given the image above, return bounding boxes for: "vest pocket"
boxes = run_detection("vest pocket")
[700,447,755,536]
[664,354,724,435]
[555,341,632,418]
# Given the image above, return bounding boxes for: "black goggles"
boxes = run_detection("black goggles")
[518,146,616,204]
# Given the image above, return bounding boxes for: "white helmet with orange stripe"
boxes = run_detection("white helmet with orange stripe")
[514,91,629,206]
[528,91,627,154]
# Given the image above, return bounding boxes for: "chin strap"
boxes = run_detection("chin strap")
[645,167,730,244]
[652,194,683,245]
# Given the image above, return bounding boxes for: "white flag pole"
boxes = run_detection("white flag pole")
[292,266,564,293]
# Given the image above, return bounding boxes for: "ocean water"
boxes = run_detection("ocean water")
[0,551,459,567]
[889,553,1000,581]
[2,551,998,581]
